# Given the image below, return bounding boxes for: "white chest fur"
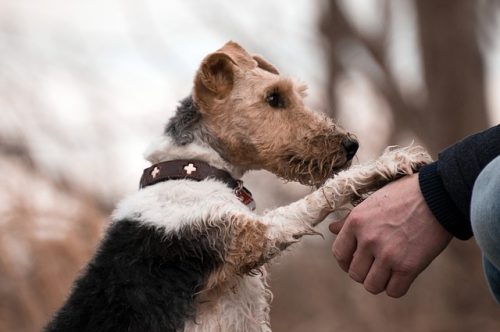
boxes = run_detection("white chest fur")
[184,270,272,332]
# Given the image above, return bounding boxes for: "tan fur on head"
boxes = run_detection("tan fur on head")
[193,41,355,186]
[252,55,280,75]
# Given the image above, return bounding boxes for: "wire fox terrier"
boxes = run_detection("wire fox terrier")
[44,42,431,332]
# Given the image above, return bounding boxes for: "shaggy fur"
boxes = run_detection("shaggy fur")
[164,96,201,146]
[44,42,431,332]
[44,220,226,332]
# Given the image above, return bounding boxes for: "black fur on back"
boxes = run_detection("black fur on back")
[164,96,202,146]
[44,219,226,332]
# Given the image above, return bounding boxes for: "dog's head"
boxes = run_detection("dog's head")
[192,41,358,186]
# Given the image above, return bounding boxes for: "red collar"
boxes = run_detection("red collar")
[139,160,256,210]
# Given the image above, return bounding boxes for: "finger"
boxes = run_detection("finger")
[348,250,374,283]
[385,271,418,298]
[329,219,346,235]
[332,226,357,272]
[363,259,392,294]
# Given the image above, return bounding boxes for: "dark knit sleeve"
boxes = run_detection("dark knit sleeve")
[418,124,500,240]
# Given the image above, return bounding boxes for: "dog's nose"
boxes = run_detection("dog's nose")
[342,138,359,160]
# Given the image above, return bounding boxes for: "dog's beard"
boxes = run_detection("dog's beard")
[276,151,350,186]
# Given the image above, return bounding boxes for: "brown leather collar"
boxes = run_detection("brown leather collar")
[139,160,255,210]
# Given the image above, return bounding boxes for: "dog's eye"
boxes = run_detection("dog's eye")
[266,92,285,109]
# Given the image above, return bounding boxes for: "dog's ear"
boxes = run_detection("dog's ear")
[194,52,237,105]
[253,55,279,75]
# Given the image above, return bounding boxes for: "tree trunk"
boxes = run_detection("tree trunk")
[416,0,489,153]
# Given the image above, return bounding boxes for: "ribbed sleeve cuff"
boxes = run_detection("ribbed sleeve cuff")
[418,162,473,240]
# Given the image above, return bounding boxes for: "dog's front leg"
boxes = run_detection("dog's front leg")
[206,211,322,287]
[262,145,432,236]
[210,146,432,286]
[212,196,340,283]
[209,192,349,284]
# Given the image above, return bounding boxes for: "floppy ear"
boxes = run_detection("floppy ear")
[194,52,237,103]
[253,55,279,75]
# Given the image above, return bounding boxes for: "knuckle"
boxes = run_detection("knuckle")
[357,234,379,253]
[362,235,378,248]
[348,213,362,228]
[378,248,397,266]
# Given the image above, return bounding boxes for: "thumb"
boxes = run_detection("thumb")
[329,218,346,235]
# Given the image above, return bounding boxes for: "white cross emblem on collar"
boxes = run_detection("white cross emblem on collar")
[151,166,160,178]
[183,163,197,175]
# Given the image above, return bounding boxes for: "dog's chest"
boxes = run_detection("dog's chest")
[184,271,272,332]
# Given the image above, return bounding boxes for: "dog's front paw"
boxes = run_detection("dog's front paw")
[377,145,432,179]
[321,145,432,208]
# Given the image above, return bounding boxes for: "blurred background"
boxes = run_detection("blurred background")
[1,0,499,331]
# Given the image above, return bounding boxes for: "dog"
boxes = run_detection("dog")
[44,41,431,332]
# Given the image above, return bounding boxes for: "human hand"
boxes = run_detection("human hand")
[329,173,453,297]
